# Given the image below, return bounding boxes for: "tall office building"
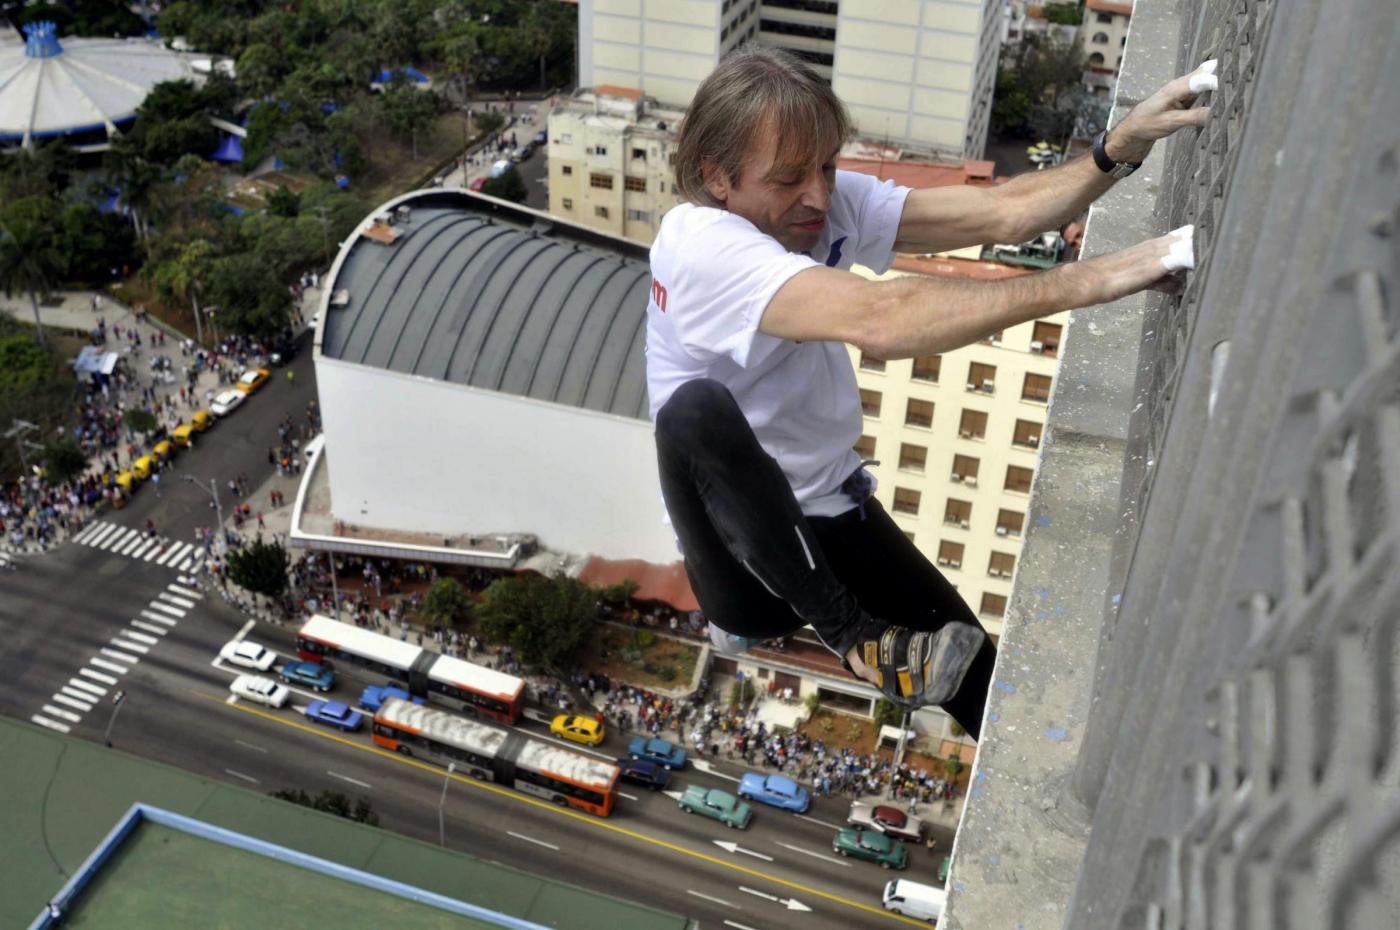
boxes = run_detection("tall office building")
[577,0,1003,158]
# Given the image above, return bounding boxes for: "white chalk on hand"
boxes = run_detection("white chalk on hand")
[1161,225,1196,272]
[1188,59,1218,94]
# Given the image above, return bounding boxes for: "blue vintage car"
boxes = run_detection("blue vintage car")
[277,660,335,692]
[627,736,687,770]
[304,699,363,732]
[616,758,672,791]
[737,772,810,813]
[358,683,424,713]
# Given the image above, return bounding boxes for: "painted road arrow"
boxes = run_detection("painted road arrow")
[713,841,774,862]
[691,758,739,781]
[738,885,812,912]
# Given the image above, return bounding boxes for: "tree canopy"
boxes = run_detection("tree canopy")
[476,573,599,677]
[227,537,289,602]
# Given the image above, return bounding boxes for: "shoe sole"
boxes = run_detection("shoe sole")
[892,622,985,707]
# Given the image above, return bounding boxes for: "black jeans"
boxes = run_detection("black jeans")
[655,379,996,740]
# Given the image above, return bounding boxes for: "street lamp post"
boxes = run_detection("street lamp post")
[181,474,226,559]
[104,689,126,747]
[437,763,456,847]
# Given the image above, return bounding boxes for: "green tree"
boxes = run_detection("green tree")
[873,698,904,729]
[475,109,505,135]
[480,166,527,203]
[944,751,964,780]
[267,185,301,218]
[379,83,442,159]
[0,331,49,391]
[150,238,217,345]
[477,573,599,678]
[270,788,379,826]
[420,577,473,631]
[600,578,639,606]
[41,435,88,485]
[205,251,293,339]
[227,537,289,603]
[123,407,158,435]
[237,42,286,99]
[991,34,1087,140]
[0,213,62,349]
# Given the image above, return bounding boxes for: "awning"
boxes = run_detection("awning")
[576,556,699,612]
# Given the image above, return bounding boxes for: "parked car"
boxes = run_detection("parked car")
[152,439,176,461]
[220,639,276,671]
[210,390,244,417]
[550,714,605,746]
[358,683,424,713]
[678,786,752,829]
[172,423,195,447]
[847,801,925,843]
[277,660,335,692]
[616,758,671,791]
[131,454,155,480]
[489,159,511,178]
[738,772,810,812]
[234,367,271,394]
[510,141,534,163]
[882,879,945,923]
[468,176,487,191]
[534,129,547,145]
[939,856,952,884]
[305,699,363,732]
[269,334,298,366]
[191,410,213,431]
[229,675,290,708]
[627,736,687,770]
[833,827,908,870]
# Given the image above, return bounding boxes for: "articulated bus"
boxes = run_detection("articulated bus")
[372,697,619,816]
[294,614,524,724]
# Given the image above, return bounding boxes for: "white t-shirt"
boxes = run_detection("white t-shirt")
[646,169,911,517]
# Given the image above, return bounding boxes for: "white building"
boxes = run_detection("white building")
[1080,0,1134,96]
[577,0,1004,158]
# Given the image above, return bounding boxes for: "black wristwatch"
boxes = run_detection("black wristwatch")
[1092,129,1141,179]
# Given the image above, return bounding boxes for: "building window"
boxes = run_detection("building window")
[1012,418,1041,448]
[1023,373,1052,403]
[952,454,980,484]
[625,176,647,193]
[989,551,1016,578]
[911,355,941,382]
[905,398,934,428]
[1089,52,1105,66]
[594,206,610,219]
[1092,32,1110,44]
[893,487,921,515]
[980,592,1007,618]
[959,409,988,440]
[1097,12,1114,23]
[859,352,886,372]
[593,145,608,156]
[631,147,646,160]
[561,165,573,175]
[1031,321,1061,356]
[562,198,573,209]
[859,389,882,417]
[590,173,613,190]
[1005,464,1034,494]
[968,362,996,393]
[559,133,572,144]
[854,435,876,459]
[625,208,653,223]
[944,498,972,528]
[898,443,926,472]
[937,540,964,569]
[996,508,1024,537]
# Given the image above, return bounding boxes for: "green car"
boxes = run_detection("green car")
[939,855,952,883]
[833,827,908,870]
[679,786,753,829]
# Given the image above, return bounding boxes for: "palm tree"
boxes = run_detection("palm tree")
[151,239,215,345]
[0,215,63,350]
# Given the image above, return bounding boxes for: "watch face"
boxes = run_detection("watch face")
[1112,162,1139,179]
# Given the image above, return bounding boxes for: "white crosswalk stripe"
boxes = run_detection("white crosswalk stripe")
[53,692,92,712]
[143,541,168,562]
[99,527,133,551]
[60,686,97,707]
[0,551,12,568]
[156,542,190,566]
[72,522,101,544]
[140,609,177,626]
[131,619,168,635]
[80,668,118,686]
[31,715,70,733]
[122,629,158,645]
[82,522,116,546]
[68,678,106,697]
[112,638,149,654]
[102,646,141,664]
[147,601,185,618]
[90,657,129,675]
[178,575,195,585]
[42,704,81,723]
[127,538,157,559]
[167,582,200,599]
[118,533,148,556]
[158,592,196,609]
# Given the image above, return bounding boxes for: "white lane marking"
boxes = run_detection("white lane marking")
[99,527,134,551]
[617,791,640,801]
[326,770,372,790]
[795,813,844,830]
[774,841,853,867]
[122,629,158,645]
[686,890,739,909]
[60,686,96,704]
[738,886,812,911]
[101,646,141,664]
[234,619,255,638]
[714,840,774,862]
[157,592,196,609]
[225,769,261,784]
[167,582,200,599]
[724,921,765,930]
[177,555,195,571]
[691,759,740,781]
[155,542,188,566]
[132,539,161,560]
[119,534,149,556]
[226,694,240,705]
[235,739,268,753]
[75,522,109,545]
[140,610,177,626]
[178,575,195,586]
[52,693,93,712]
[143,541,170,562]
[147,601,185,617]
[90,657,129,675]
[131,619,168,635]
[80,668,118,686]
[68,678,107,697]
[42,704,81,723]
[506,831,560,851]
[111,638,149,655]
[31,715,70,733]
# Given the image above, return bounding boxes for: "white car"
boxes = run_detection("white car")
[229,674,290,708]
[210,389,245,417]
[220,639,276,671]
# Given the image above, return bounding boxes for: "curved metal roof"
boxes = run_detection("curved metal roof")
[0,22,196,147]
[320,192,653,420]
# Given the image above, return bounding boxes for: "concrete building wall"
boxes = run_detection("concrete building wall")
[1080,4,1132,75]
[580,0,727,106]
[315,357,677,564]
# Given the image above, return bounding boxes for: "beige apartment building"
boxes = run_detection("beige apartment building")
[1081,0,1134,95]
[847,260,1065,643]
[546,85,686,244]
[577,0,1002,158]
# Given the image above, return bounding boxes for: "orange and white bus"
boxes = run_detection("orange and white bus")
[295,615,524,723]
[372,697,618,816]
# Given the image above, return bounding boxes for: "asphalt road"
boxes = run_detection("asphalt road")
[0,344,942,930]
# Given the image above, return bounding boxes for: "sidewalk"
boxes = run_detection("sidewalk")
[440,97,552,190]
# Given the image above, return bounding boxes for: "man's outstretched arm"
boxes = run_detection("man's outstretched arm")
[893,61,1218,253]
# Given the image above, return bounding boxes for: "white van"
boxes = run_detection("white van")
[882,879,945,922]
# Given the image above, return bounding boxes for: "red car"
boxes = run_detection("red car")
[847,801,926,843]
[468,176,486,191]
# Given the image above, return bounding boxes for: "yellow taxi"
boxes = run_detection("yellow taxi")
[549,714,605,746]
[191,410,213,432]
[235,367,271,394]
[153,439,176,461]
[113,471,135,493]
[131,455,156,480]
[172,423,195,447]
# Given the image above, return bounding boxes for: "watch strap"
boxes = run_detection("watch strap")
[1093,129,1140,178]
